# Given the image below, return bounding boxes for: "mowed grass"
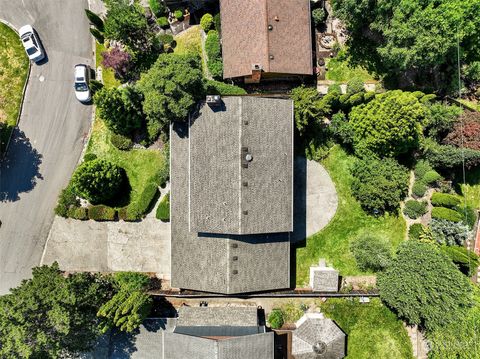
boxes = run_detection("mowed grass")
[95,42,121,89]
[320,298,414,359]
[325,51,376,83]
[174,25,202,56]
[0,23,29,151]
[296,146,406,285]
[86,117,166,209]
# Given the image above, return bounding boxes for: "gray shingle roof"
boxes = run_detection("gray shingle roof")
[176,306,259,327]
[170,97,292,294]
[292,314,346,359]
[189,97,294,235]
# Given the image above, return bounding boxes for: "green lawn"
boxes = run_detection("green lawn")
[95,42,121,89]
[320,298,414,359]
[174,25,207,74]
[85,117,167,209]
[296,146,406,285]
[0,23,29,152]
[461,166,480,210]
[325,50,376,83]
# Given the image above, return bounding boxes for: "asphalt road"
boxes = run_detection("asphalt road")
[0,0,93,294]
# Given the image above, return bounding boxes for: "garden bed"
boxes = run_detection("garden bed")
[0,22,30,154]
[295,146,406,285]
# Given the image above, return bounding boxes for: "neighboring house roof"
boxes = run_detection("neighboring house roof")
[220,0,313,78]
[170,97,292,294]
[86,309,274,359]
[176,306,259,327]
[292,313,346,359]
[189,96,294,235]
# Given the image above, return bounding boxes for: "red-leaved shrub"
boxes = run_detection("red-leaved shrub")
[443,112,480,150]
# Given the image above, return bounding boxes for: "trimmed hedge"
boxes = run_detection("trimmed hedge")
[200,13,213,31]
[125,183,159,220]
[156,192,170,222]
[412,181,427,198]
[205,30,223,79]
[409,223,426,240]
[431,192,461,208]
[206,80,246,95]
[414,160,432,179]
[55,185,80,217]
[441,246,480,277]
[88,205,117,221]
[174,9,184,21]
[403,200,428,219]
[422,170,442,185]
[67,206,88,220]
[110,133,133,150]
[431,207,463,223]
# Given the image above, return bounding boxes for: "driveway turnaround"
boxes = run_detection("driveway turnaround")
[0,0,93,294]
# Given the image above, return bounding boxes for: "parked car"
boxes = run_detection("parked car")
[74,64,91,103]
[18,25,45,63]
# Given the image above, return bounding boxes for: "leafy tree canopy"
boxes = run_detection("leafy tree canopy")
[349,90,425,158]
[71,159,125,204]
[104,0,152,51]
[291,86,331,135]
[0,263,111,358]
[94,86,143,136]
[332,0,480,87]
[378,240,473,331]
[137,54,205,127]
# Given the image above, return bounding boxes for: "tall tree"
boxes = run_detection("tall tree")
[94,86,143,135]
[0,263,111,358]
[137,54,205,126]
[332,0,480,89]
[378,240,473,331]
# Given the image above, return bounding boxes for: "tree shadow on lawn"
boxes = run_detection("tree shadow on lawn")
[0,129,43,202]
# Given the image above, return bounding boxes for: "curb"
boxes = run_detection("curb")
[0,19,32,159]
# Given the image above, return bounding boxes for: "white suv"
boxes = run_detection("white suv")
[19,25,45,63]
[74,64,91,103]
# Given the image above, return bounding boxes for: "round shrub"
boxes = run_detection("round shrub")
[174,9,184,21]
[408,223,426,240]
[268,309,284,329]
[422,170,442,185]
[430,192,461,208]
[110,133,133,151]
[213,13,221,32]
[351,157,409,214]
[149,0,166,17]
[403,200,428,219]
[312,7,326,27]
[350,235,392,272]
[412,181,427,198]
[347,77,365,94]
[157,33,174,46]
[431,207,463,223]
[430,218,470,246]
[200,13,214,31]
[157,16,169,29]
[83,153,97,162]
[414,160,432,179]
[71,159,126,204]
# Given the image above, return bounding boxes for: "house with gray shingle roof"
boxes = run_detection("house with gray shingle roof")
[170,96,293,294]
[220,0,313,82]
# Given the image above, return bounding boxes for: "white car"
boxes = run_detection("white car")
[74,64,91,103]
[18,25,45,63]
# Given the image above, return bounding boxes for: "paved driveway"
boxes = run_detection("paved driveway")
[0,0,93,294]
